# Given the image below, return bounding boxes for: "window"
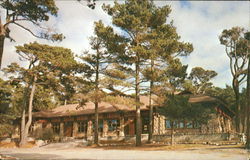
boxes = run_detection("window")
[99,120,103,132]
[186,122,193,128]
[52,123,60,134]
[165,120,200,129]
[108,119,120,131]
[142,117,149,133]
[165,120,171,129]
[174,121,179,128]
[193,122,201,129]
[179,121,184,128]
[78,121,87,133]
[92,120,103,132]
[165,120,185,129]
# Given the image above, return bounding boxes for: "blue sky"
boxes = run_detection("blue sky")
[180,1,192,9]
[1,1,249,89]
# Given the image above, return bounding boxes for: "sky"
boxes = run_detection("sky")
[0,0,249,88]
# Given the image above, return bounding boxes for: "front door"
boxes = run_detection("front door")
[128,118,135,135]
[64,122,73,137]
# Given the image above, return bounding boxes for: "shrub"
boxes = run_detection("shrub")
[0,124,14,138]
[33,128,57,142]
[32,128,43,139]
[41,128,55,141]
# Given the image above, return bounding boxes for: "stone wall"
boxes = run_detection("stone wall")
[153,133,240,143]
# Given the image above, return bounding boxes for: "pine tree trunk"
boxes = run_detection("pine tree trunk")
[241,104,247,133]
[19,77,36,147]
[20,109,26,144]
[148,59,154,143]
[19,83,29,145]
[0,15,5,68]
[135,61,141,146]
[94,50,100,145]
[94,101,99,145]
[233,79,242,133]
[246,58,250,149]
[171,122,175,146]
[148,83,153,143]
[0,35,5,68]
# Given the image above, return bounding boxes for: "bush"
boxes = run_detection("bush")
[33,128,57,142]
[0,124,14,138]
[41,128,55,141]
[32,128,43,139]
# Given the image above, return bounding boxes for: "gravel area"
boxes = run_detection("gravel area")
[0,143,249,160]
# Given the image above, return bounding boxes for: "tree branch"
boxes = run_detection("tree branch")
[238,73,247,83]
[12,22,42,39]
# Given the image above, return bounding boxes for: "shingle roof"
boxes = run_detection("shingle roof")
[33,96,152,118]
[188,95,218,103]
[33,95,234,118]
[188,95,235,118]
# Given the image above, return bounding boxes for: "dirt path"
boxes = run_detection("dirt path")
[0,144,249,160]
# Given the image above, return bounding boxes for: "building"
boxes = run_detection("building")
[31,95,234,139]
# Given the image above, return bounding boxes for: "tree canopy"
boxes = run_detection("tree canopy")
[2,42,81,145]
[0,0,64,67]
[219,26,249,133]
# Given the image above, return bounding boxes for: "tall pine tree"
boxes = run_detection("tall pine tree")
[101,0,192,146]
[3,42,80,146]
[80,21,130,145]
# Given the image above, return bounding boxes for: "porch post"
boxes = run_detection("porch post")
[46,122,52,129]
[60,122,64,137]
[73,122,78,137]
[103,120,108,137]
[119,117,125,137]
[87,120,93,139]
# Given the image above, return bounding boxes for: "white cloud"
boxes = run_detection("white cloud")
[1,1,249,88]
[167,1,249,88]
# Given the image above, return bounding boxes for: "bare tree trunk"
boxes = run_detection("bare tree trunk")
[246,58,250,149]
[148,59,154,143]
[135,61,141,146]
[19,77,36,147]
